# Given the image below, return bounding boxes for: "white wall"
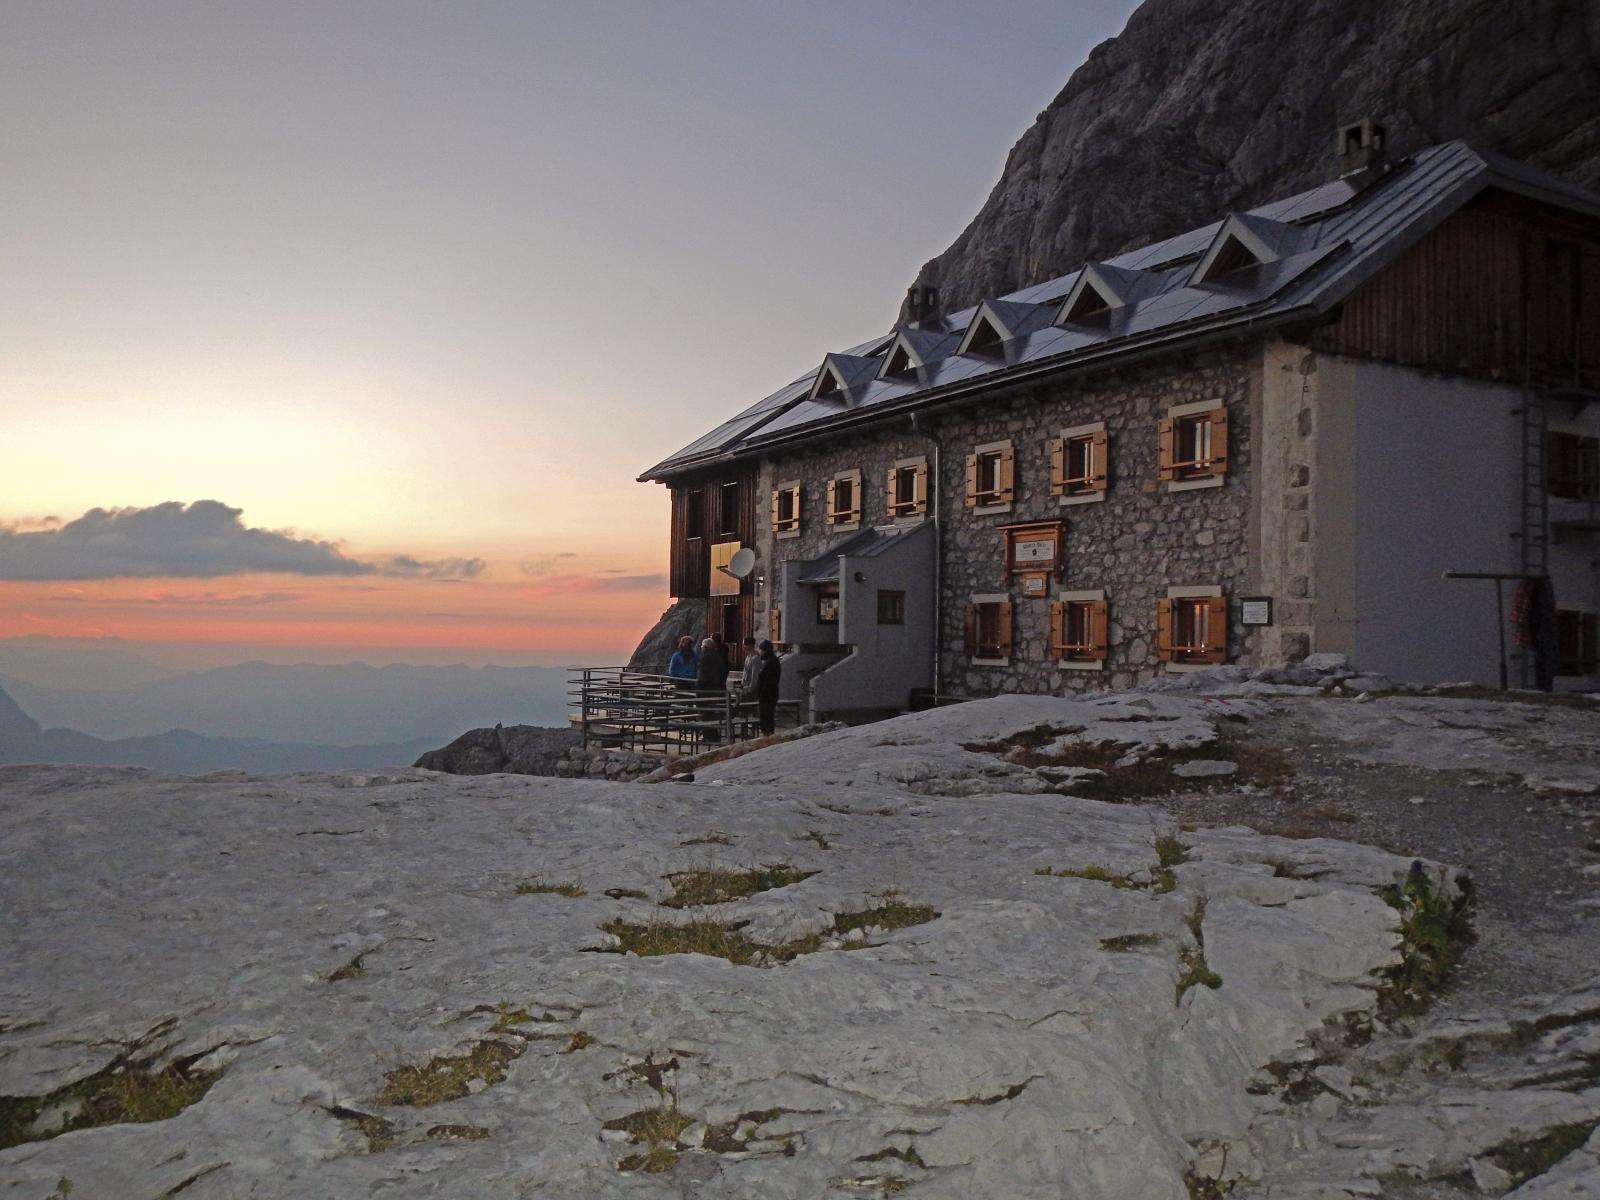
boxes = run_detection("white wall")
[814,522,936,715]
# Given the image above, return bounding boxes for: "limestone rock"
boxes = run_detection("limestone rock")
[625,598,709,675]
[1173,759,1238,779]
[413,723,577,775]
[908,0,1600,312]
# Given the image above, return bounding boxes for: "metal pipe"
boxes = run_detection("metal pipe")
[913,410,942,704]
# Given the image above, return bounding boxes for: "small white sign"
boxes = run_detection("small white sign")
[1014,538,1055,564]
[1239,597,1273,626]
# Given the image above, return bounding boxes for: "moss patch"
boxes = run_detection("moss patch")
[660,864,816,908]
[1176,898,1223,1003]
[831,894,937,935]
[1,1055,223,1150]
[327,953,367,982]
[606,1104,694,1173]
[375,1040,523,1107]
[1483,1120,1597,1187]
[514,879,586,897]
[1376,864,1475,1015]
[326,1105,396,1153]
[426,1122,491,1141]
[1101,932,1163,952]
[681,831,733,846]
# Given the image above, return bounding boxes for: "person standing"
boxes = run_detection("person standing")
[755,639,781,736]
[738,636,760,697]
[667,635,699,685]
[695,636,729,692]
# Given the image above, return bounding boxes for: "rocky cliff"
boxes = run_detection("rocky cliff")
[910,0,1600,311]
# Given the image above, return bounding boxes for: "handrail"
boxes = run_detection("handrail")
[565,665,792,756]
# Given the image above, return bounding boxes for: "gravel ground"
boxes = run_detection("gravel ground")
[1159,693,1600,1013]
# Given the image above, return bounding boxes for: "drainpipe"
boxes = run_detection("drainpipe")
[911,411,942,704]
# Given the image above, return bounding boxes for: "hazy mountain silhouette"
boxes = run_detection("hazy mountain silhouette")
[0,683,441,774]
[0,658,569,744]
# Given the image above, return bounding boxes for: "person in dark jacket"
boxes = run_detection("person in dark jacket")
[754,639,781,736]
[695,637,729,692]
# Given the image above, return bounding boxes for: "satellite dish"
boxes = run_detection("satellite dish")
[727,547,757,579]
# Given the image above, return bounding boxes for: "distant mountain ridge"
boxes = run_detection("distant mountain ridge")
[0,658,570,744]
[0,684,440,774]
[908,0,1600,311]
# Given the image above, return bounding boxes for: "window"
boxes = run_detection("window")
[963,595,1013,662]
[719,481,741,537]
[816,586,840,625]
[877,589,905,625]
[1050,422,1109,501]
[1548,432,1599,500]
[685,488,705,540]
[826,470,863,527]
[1051,593,1109,667]
[964,441,1015,510]
[771,480,802,536]
[769,606,782,646]
[1556,610,1598,675]
[886,457,928,518]
[1158,402,1229,488]
[1157,588,1228,666]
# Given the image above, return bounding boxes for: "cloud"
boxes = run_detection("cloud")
[519,553,579,578]
[519,572,667,597]
[0,501,482,582]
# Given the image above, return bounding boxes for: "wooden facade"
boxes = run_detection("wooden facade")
[668,467,757,662]
[1314,196,1600,390]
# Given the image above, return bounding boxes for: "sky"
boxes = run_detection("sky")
[1,1,1142,668]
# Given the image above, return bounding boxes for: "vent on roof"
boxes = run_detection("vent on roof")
[901,284,940,328]
[1335,118,1387,177]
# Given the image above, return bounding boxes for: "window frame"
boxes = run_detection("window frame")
[825,469,863,530]
[1050,589,1109,670]
[877,589,906,626]
[1050,421,1109,505]
[1159,401,1229,492]
[886,456,929,519]
[771,479,803,538]
[964,440,1015,514]
[1157,585,1228,669]
[816,585,840,626]
[1555,609,1598,676]
[963,593,1013,665]
[1547,430,1600,501]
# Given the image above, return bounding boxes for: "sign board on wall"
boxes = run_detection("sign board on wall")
[1239,597,1273,626]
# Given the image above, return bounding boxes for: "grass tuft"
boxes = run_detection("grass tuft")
[607,1104,693,1173]
[660,864,816,908]
[326,1105,395,1153]
[831,893,937,935]
[327,953,366,982]
[1376,864,1475,1015]
[1483,1120,1597,1187]
[1,1057,223,1150]
[1101,932,1162,952]
[563,1031,595,1054]
[375,1040,523,1107]
[1176,898,1222,1003]
[514,879,586,898]
[1035,864,1138,888]
[681,831,733,846]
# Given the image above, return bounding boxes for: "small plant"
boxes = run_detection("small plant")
[1376,862,1475,1015]
[1035,864,1139,889]
[515,879,586,898]
[326,1105,396,1152]
[489,1004,531,1034]
[327,952,367,982]
[1,1056,223,1150]
[660,864,816,909]
[606,1104,694,1173]
[1482,1120,1597,1187]
[1155,836,1190,868]
[426,1123,491,1141]
[604,887,649,900]
[831,893,937,935]
[563,1031,595,1054]
[681,830,734,846]
[1176,898,1222,1003]
[1101,932,1162,952]
[375,1040,523,1107]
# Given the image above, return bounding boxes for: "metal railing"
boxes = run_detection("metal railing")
[566,666,796,756]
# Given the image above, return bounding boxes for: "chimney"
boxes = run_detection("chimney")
[1335,118,1387,177]
[901,284,940,328]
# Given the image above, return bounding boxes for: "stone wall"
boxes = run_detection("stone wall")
[751,343,1263,699]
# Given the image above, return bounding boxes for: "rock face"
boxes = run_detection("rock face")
[625,598,708,675]
[1,693,1434,1199]
[413,724,578,775]
[910,0,1600,311]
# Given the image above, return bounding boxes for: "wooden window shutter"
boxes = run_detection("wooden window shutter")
[885,466,898,511]
[1049,601,1065,654]
[1208,407,1230,473]
[963,603,978,656]
[1088,599,1110,660]
[825,478,837,521]
[1048,437,1066,496]
[1091,429,1109,490]
[913,459,928,512]
[1156,598,1174,660]
[769,488,781,532]
[849,475,862,522]
[997,600,1014,658]
[964,453,979,507]
[998,446,1016,502]
[1157,417,1176,481]
[1203,595,1229,663]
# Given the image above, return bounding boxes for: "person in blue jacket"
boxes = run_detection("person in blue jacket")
[667,635,699,684]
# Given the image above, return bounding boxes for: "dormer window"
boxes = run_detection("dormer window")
[964,313,1006,354]
[884,343,917,377]
[1188,213,1305,286]
[1061,284,1113,323]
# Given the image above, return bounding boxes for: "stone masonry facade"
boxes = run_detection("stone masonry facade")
[751,342,1264,697]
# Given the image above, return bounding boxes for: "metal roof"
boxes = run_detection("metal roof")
[640,142,1600,481]
[795,523,925,583]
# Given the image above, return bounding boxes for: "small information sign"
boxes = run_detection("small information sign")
[1239,596,1273,626]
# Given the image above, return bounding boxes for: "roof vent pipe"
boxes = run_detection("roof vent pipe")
[901,284,940,329]
[1335,118,1387,177]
